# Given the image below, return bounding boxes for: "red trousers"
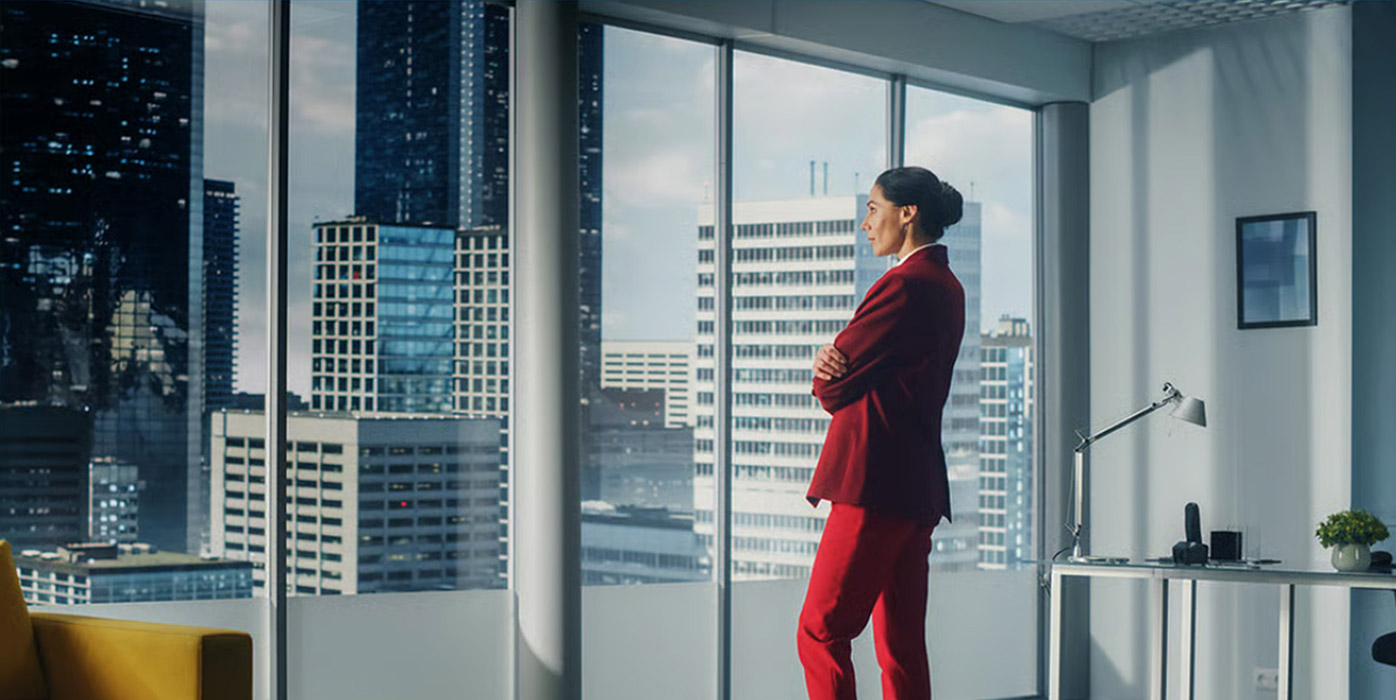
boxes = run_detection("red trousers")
[797,503,936,700]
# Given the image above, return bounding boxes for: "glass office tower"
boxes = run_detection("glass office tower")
[0,0,204,553]
[311,220,456,415]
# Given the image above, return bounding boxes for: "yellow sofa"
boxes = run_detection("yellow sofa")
[2,541,252,700]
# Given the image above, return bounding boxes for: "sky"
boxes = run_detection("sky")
[203,2,1033,397]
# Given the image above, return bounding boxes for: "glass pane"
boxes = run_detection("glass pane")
[904,85,1037,697]
[255,0,510,600]
[727,51,887,698]
[580,22,717,700]
[1,0,264,595]
[270,1,513,696]
[2,0,269,692]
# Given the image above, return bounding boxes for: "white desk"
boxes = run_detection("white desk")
[1048,560,1396,700]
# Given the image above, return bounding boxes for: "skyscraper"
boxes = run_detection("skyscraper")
[693,196,984,579]
[0,0,205,553]
[355,0,510,229]
[979,316,1034,570]
[352,4,606,583]
[354,1,603,395]
[311,219,456,415]
[0,404,92,549]
[577,21,604,402]
[935,200,983,572]
[203,179,240,413]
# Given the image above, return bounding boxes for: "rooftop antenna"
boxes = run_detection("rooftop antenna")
[854,171,860,193]
[970,181,976,201]
[809,160,816,197]
[822,161,829,196]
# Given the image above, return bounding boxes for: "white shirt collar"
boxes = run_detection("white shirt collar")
[893,242,944,267]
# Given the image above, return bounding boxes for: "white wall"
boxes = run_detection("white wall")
[1090,7,1351,699]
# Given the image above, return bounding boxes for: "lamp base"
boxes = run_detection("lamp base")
[1067,555,1130,565]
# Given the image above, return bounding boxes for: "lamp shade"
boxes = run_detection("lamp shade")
[1171,395,1207,427]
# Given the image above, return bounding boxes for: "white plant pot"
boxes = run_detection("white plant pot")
[1331,543,1371,572]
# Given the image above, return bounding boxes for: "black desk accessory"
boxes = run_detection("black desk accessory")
[1210,530,1242,561]
[1172,502,1210,565]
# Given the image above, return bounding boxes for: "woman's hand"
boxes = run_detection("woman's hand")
[813,344,848,381]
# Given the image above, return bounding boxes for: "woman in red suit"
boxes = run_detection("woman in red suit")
[798,166,966,700]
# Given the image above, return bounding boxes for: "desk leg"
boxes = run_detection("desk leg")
[1179,579,1196,700]
[1049,568,1062,700]
[1152,578,1169,700]
[1279,583,1295,700]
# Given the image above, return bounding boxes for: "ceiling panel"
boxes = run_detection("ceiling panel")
[928,0,1348,42]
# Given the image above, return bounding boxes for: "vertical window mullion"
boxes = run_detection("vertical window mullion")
[266,2,291,700]
[713,38,735,700]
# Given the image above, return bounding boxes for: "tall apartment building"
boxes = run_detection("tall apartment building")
[601,341,694,428]
[310,220,456,415]
[0,404,92,549]
[209,410,503,594]
[15,543,252,606]
[978,316,1034,570]
[0,0,206,553]
[692,197,984,580]
[88,457,141,545]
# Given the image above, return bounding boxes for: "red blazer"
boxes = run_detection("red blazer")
[807,245,965,525]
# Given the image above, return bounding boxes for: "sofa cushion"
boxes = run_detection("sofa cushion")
[0,540,47,700]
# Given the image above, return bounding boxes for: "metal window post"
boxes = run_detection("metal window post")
[265,2,290,699]
[713,38,735,700]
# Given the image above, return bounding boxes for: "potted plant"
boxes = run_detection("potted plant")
[1316,508,1389,572]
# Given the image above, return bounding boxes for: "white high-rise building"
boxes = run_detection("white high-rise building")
[454,225,512,418]
[209,410,502,594]
[693,196,984,580]
[601,340,693,428]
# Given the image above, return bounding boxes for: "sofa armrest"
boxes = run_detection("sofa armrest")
[30,612,251,700]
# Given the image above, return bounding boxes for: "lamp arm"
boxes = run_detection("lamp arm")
[1073,383,1182,453]
[1066,382,1185,562]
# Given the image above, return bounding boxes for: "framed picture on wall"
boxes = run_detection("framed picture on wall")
[1236,211,1317,329]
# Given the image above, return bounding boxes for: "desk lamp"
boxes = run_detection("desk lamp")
[1068,382,1207,563]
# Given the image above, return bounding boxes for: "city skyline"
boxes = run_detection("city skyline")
[3,1,1035,593]
[201,3,1033,398]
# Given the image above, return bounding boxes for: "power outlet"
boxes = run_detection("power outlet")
[1254,667,1280,691]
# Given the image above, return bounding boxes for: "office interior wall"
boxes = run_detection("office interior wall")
[1090,6,1352,700]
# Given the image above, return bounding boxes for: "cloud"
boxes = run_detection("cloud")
[604,145,709,209]
[983,201,1031,242]
[289,34,355,136]
[905,105,1033,195]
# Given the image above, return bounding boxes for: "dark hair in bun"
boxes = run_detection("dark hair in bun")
[874,166,963,241]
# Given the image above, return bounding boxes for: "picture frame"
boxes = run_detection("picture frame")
[1236,211,1317,330]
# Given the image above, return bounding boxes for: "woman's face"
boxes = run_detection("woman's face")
[862,184,914,257]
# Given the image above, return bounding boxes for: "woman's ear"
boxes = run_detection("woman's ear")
[900,203,918,228]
